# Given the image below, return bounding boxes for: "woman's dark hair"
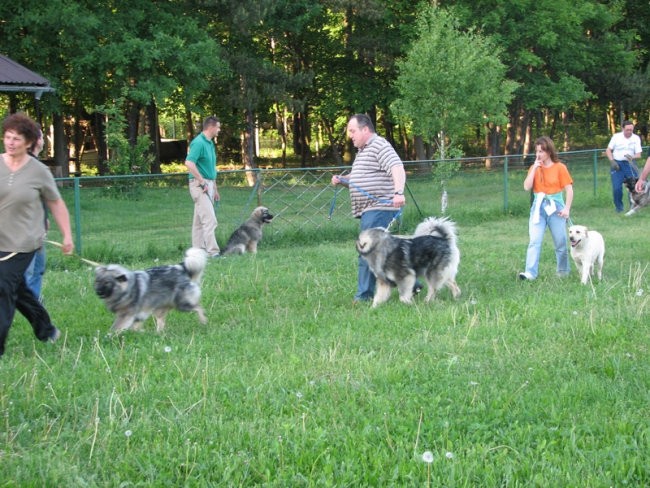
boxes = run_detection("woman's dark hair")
[2,113,40,147]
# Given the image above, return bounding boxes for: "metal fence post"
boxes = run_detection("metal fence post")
[593,149,598,196]
[74,176,82,254]
[503,155,509,212]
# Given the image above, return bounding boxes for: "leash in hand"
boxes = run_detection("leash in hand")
[45,240,102,267]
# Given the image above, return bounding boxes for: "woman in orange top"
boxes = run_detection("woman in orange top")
[519,136,573,281]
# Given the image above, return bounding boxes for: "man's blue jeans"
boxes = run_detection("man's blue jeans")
[355,209,399,301]
[611,160,638,212]
[24,246,46,300]
[523,200,570,279]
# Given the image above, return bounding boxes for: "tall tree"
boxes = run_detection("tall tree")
[454,0,638,152]
[392,6,517,160]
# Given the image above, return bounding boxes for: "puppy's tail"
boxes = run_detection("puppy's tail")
[183,248,208,282]
[413,216,458,246]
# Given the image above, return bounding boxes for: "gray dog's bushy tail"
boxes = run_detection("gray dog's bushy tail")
[413,217,458,246]
[183,248,208,282]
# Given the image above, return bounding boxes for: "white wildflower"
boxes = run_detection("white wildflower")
[422,451,434,463]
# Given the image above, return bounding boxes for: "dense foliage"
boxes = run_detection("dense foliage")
[1,0,648,169]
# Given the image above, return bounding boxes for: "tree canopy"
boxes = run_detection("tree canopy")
[1,0,647,172]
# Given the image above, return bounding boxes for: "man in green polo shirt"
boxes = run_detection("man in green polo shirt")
[185,116,221,257]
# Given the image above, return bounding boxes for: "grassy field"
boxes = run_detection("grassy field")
[1,172,648,486]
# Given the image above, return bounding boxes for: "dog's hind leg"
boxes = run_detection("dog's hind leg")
[596,253,604,281]
[372,280,393,307]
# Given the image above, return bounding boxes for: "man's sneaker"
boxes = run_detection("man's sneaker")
[49,327,61,343]
[518,272,534,281]
[209,252,221,259]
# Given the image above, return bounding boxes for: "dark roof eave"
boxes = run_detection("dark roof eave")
[0,84,56,100]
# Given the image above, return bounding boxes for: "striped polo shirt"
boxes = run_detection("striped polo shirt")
[348,134,403,217]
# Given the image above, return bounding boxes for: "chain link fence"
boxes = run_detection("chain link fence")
[47,148,616,264]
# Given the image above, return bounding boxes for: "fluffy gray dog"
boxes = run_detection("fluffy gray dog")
[222,206,274,255]
[94,248,207,332]
[356,216,461,307]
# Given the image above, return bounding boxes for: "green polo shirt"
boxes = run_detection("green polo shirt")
[187,133,217,180]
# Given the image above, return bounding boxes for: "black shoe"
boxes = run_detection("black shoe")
[413,283,423,295]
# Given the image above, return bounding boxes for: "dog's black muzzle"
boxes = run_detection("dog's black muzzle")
[94,282,113,298]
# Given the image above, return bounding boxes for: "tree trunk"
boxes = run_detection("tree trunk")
[185,110,195,142]
[299,106,312,167]
[322,119,343,165]
[607,102,617,135]
[414,135,426,161]
[93,112,109,176]
[275,104,287,165]
[52,113,69,177]
[127,101,139,147]
[145,99,161,174]
[242,108,257,186]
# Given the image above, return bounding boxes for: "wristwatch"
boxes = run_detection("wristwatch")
[394,191,404,195]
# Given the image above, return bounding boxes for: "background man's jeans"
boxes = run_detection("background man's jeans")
[610,160,638,212]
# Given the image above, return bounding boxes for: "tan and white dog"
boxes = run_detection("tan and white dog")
[568,225,605,285]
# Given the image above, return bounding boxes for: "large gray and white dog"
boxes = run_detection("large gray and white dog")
[94,248,208,332]
[222,206,274,255]
[356,216,461,307]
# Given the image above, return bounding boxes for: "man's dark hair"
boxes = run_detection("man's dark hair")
[351,113,375,133]
[622,120,634,129]
[203,116,220,129]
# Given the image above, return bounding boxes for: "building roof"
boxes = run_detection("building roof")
[0,54,55,99]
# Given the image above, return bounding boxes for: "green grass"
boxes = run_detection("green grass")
[1,174,648,486]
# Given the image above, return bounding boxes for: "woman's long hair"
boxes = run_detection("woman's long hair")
[534,136,560,163]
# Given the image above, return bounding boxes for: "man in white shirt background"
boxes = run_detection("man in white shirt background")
[605,120,642,213]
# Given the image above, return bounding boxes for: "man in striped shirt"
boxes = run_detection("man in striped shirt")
[332,113,407,303]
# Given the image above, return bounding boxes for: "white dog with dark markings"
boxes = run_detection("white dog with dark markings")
[568,225,605,285]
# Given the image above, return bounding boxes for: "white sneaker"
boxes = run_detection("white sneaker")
[518,272,534,281]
